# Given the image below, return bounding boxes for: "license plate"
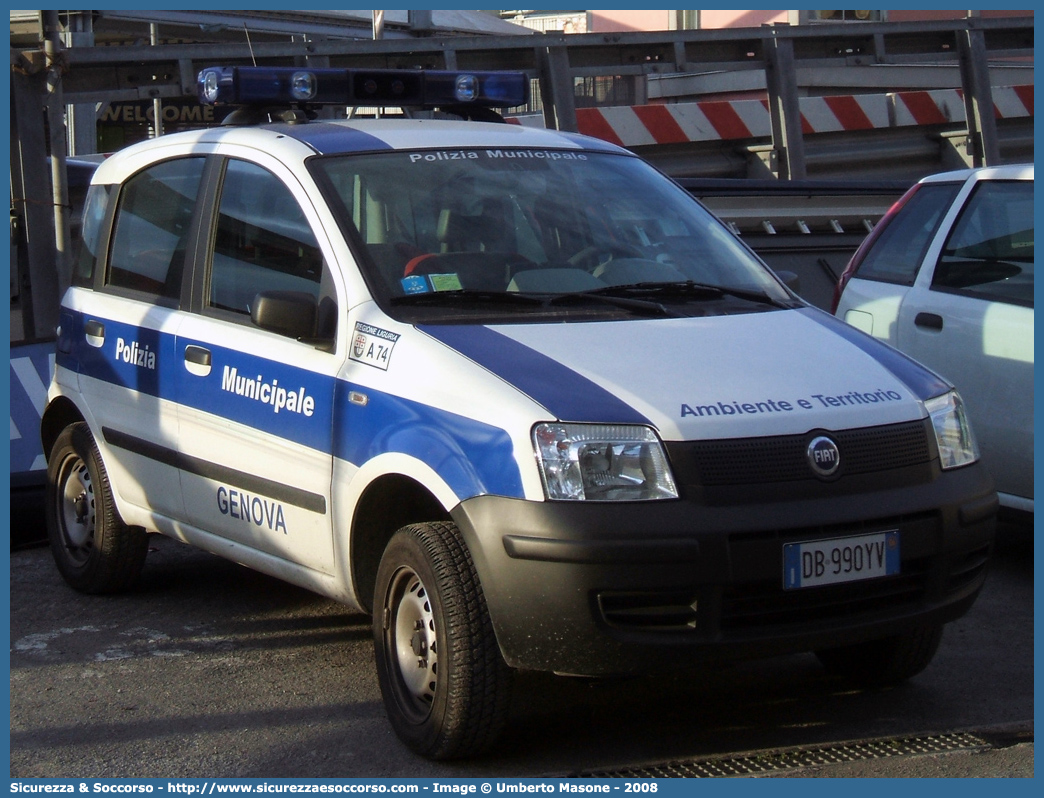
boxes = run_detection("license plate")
[783,530,900,590]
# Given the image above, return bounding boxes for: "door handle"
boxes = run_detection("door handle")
[183,345,213,378]
[914,312,944,331]
[84,319,105,348]
[184,345,212,367]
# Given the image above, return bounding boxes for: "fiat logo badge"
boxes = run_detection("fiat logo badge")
[807,436,841,478]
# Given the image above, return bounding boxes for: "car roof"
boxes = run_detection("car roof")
[90,117,631,184]
[918,163,1033,185]
[268,118,628,156]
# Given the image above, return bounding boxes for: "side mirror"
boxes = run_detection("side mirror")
[251,290,318,340]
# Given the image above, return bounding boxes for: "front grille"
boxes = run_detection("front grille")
[841,422,933,473]
[687,420,931,486]
[719,566,929,632]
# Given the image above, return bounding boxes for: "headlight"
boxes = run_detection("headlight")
[533,423,678,501]
[924,390,979,470]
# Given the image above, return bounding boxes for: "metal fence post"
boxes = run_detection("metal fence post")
[764,28,807,180]
[957,20,1000,167]
[44,10,72,304]
[10,68,60,340]
[538,45,577,132]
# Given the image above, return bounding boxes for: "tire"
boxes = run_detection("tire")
[815,624,944,688]
[373,521,513,759]
[45,423,149,594]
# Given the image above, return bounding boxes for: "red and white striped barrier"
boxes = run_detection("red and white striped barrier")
[510,84,1033,148]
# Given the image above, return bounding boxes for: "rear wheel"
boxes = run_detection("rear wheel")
[45,423,148,593]
[815,624,944,687]
[373,521,513,759]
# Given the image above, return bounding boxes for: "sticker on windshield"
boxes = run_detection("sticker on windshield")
[351,322,400,371]
[400,275,431,295]
[429,273,463,292]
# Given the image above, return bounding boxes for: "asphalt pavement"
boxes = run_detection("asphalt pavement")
[8,515,1033,779]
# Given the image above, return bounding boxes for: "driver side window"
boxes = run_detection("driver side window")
[209,160,337,342]
[931,181,1033,306]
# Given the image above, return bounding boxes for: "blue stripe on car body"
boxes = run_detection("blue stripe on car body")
[58,311,180,402]
[176,336,337,454]
[798,307,950,401]
[418,324,651,425]
[333,381,525,499]
[61,309,525,501]
[268,122,396,155]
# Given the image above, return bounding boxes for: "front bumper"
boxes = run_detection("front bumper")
[451,462,996,676]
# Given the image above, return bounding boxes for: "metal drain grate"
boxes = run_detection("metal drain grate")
[580,732,990,778]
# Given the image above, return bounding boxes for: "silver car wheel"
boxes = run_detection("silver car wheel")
[57,453,96,564]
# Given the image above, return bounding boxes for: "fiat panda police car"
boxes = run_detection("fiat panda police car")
[42,66,997,759]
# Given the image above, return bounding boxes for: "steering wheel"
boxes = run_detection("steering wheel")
[567,242,646,272]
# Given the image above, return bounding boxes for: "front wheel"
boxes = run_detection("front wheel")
[45,423,148,593]
[815,624,944,688]
[373,522,513,759]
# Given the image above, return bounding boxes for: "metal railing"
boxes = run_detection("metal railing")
[9,15,1034,339]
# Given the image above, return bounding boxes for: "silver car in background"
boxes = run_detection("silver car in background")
[833,164,1033,517]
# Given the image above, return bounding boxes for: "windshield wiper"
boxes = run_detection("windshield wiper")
[392,288,676,317]
[388,281,784,316]
[390,289,546,307]
[544,291,675,317]
[584,280,791,308]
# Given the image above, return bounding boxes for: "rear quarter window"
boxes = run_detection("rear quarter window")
[73,183,112,287]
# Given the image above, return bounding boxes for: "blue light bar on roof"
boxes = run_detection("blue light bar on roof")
[197,66,528,109]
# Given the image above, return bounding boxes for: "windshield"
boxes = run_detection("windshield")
[311,148,794,321]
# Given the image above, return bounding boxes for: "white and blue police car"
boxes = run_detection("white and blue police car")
[42,65,997,759]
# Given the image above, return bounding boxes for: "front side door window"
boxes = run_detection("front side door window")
[931,180,1034,306]
[208,159,337,343]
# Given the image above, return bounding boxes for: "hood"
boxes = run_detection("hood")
[420,307,950,441]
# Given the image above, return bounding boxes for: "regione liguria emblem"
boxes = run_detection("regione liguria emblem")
[350,322,400,371]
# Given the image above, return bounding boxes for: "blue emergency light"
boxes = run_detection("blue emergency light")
[197,66,528,109]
